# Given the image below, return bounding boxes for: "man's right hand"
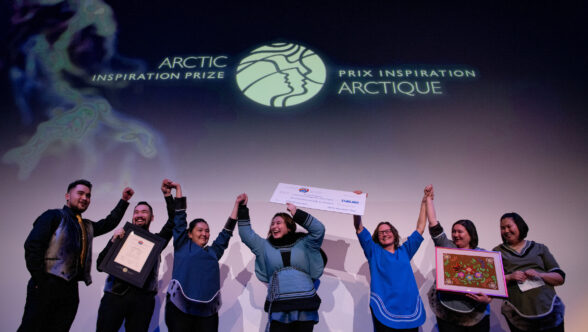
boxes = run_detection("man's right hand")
[111,228,125,243]
[161,179,173,196]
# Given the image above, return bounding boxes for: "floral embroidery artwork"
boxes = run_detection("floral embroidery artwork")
[443,254,498,290]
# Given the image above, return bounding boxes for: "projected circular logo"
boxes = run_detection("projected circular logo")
[236,42,326,107]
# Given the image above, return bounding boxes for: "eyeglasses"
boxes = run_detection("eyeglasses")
[379,229,393,235]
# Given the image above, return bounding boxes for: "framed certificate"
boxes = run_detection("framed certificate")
[98,222,166,288]
[435,247,508,298]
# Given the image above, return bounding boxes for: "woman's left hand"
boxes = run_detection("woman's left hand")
[466,292,492,304]
[286,202,297,216]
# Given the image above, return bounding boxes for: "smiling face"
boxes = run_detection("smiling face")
[188,221,210,247]
[65,184,91,213]
[452,224,472,249]
[376,223,396,249]
[270,216,290,239]
[500,217,521,246]
[132,204,153,229]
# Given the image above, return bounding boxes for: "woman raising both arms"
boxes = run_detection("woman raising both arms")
[236,193,326,332]
[352,189,427,332]
[164,183,239,332]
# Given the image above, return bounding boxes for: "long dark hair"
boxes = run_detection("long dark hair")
[267,212,297,238]
[372,222,400,250]
[452,219,479,248]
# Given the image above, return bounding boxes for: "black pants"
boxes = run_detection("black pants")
[17,276,79,332]
[269,320,316,332]
[506,320,565,332]
[370,308,418,332]
[165,300,218,332]
[436,315,490,332]
[96,289,156,332]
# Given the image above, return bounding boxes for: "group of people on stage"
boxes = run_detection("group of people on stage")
[18,179,565,332]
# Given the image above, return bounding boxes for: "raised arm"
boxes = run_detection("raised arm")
[424,185,455,247]
[207,194,246,259]
[353,215,364,233]
[156,179,177,244]
[236,194,270,282]
[162,178,175,220]
[206,195,245,260]
[236,194,266,255]
[424,184,438,228]
[352,190,365,234]
[230,193,247,220]
[288,203,325,249]
[415,186,428,235]
[169,182,188,248]
[92,187,133,236]
[172,182,182,198]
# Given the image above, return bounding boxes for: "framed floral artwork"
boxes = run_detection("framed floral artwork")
[435,247,508,297]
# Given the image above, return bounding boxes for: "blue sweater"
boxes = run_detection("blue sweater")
[167,208,232,316]
[358,228,426,329]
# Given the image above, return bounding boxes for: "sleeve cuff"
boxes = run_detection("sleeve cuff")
[224,218,237,231]
[292,209,309,226]
[550,268,566,281]
[357,227,371,243]
[237,205,250,220]
[118,199,130,208]
[175,197,187,210]
[429,223,444,237]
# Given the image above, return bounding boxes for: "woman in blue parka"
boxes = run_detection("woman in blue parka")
[164,183,238,332]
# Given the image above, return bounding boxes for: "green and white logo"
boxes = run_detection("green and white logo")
[236,42,326,107]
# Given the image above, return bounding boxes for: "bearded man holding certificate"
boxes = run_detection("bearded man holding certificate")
[95,179,176,332]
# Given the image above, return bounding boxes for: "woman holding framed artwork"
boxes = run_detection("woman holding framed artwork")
[425,185,491,332]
